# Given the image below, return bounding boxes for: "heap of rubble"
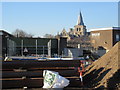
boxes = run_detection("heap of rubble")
[83,41,120,89]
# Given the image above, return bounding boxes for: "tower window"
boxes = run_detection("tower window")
[77,28,79,31]
[77,28,81,31]
[79,28,81,31]
[116,34,120,41]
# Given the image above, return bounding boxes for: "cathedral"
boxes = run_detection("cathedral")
[60,11,87,41]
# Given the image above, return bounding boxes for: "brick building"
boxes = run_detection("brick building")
[90,27,120,51]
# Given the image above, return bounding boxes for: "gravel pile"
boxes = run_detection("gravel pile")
[83,41,120,89]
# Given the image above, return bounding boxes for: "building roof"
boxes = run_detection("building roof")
[77,11,84,26]
[90,27,120,32]
[0,30,14,37]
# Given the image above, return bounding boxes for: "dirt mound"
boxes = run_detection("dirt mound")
[83,41,120,89]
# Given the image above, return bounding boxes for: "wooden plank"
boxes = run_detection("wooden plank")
[2,78,81,89]
[2,70,79,78]
[27,67,75,71]
[2,60,81,89]
[2,78,43,89]
[2,60,80,69]
[2,67,75,71]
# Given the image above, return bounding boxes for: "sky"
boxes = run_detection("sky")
[1,2,118,37]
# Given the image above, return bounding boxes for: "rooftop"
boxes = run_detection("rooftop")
[90,27,120,31]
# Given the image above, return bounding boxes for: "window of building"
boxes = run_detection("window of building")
[91,33,100,37]
[0,32,3,35]
[116,34,120,41]
[92,40,95,43]
[104,41,107,44]
[77,28,79,31]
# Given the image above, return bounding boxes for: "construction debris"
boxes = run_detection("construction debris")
[83,41,120,89]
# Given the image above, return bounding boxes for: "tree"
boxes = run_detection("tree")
[43,34,55,38]
[12,29,34,37]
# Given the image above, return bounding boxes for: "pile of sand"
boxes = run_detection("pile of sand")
[83,42,120,89]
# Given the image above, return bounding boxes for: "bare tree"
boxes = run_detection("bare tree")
[44,34,55,38]
[12,29,34,37]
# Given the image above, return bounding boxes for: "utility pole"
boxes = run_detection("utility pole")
[48,40,51,57]
[21,40,23,56]
[43,46,44,57]
[58,37,60,57]
[5,35,9,57]
[7,37,9,57]
[36,39,37,57]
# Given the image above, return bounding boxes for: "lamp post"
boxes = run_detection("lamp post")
[43,46,44,57]
[5,35,9,57]
[48,40,51,57]
[21,40,23,56]
[36,39,37,57]
[7,37,9,56]
[58,38,60,57]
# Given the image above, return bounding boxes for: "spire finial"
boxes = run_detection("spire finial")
[77,11,84,25]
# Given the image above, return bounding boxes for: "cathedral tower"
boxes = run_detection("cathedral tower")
[74,11,87,36]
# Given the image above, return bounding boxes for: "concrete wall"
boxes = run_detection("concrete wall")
[64,48,83,58]
[7,39,16,56]
[96,49,106,57]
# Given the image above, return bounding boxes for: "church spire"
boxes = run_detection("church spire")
[77,11,84,25]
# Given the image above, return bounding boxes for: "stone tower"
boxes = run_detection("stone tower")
[74,11,87,36]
